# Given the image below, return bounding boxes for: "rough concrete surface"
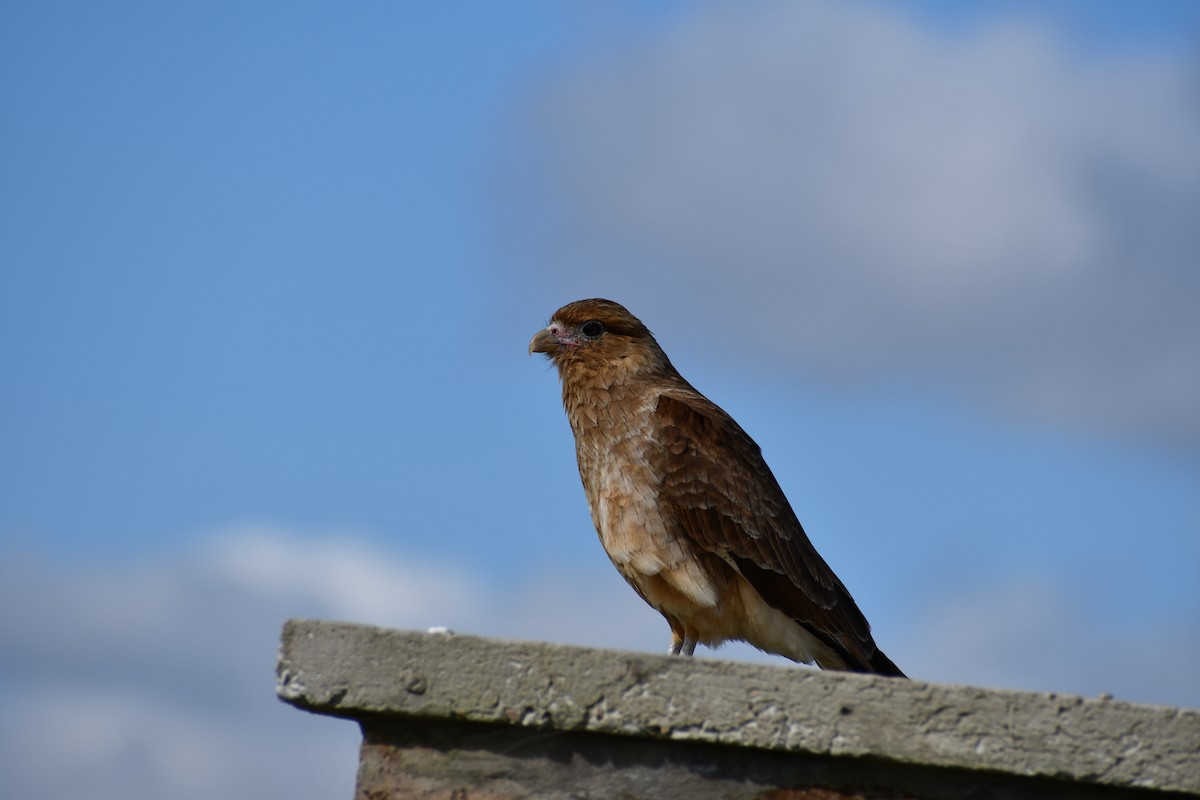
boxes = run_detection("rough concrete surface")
[277,619,1199,795]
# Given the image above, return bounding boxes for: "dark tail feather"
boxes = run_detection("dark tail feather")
[800,620,907,678]
[865,647,906,678]
[838,643,906,678]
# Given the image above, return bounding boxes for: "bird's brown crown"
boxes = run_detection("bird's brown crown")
[552,299,652,338]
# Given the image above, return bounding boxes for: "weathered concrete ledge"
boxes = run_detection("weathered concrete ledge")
[277,618,1199,798]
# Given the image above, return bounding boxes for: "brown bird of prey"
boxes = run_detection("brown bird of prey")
[530,298,904,676]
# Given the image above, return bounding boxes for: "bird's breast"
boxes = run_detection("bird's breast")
[568,389,721,610]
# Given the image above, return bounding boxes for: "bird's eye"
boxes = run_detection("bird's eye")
[580,320,605,338]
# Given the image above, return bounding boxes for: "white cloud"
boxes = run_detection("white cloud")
[521,0,1200,444]
[0,681,358,800]
[0,527,483,800]
[0,525,670,800]
[0,532,379,800]
[208,523,482,627]
[899,578,1200,708]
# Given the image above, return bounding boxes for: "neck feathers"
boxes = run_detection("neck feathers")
[556,343,677,433]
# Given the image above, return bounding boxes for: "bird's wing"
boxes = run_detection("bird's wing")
[653,390,878,667]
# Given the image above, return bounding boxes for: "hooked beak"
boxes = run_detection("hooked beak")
[529,325,579,356]
[528,328,559,355]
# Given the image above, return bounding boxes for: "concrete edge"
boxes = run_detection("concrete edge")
[276,618,1200,795]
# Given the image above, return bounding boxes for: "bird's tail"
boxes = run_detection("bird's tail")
[801,618,902,676]
[802,620,907,678]
[863,647,906,678]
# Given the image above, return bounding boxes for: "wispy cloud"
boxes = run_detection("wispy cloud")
[522,0,1200,445]
[208,524,484,627]
[902,578,1200,708]
[0,529,379,800]
[0,525,656,800]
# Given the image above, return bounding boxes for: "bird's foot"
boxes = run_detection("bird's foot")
[669,637,698,657]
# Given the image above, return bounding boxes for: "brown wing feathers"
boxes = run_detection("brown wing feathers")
[655,393,905,676]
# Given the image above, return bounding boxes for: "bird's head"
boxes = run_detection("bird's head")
[529,298,670,378]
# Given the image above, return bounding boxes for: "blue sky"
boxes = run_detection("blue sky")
[2,2,1198,798]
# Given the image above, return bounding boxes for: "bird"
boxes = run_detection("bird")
[529,298,905,677]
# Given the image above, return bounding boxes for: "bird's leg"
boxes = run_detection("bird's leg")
[668,618,685,655]
[667,619,698,657]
